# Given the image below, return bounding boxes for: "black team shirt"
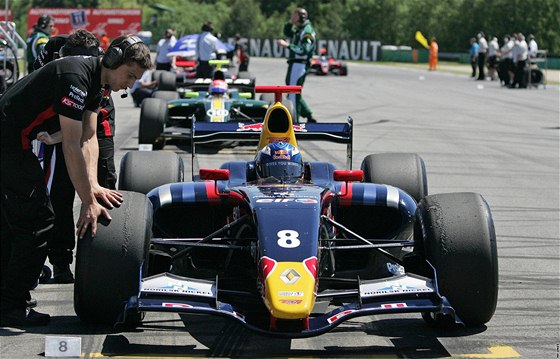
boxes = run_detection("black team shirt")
[0,56,103,150]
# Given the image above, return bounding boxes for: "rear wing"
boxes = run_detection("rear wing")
[191,118,354,178]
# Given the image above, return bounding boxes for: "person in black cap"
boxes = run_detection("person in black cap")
[0,34,151,327]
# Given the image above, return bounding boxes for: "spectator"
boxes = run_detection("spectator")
[26,14,55,74]
[100,33,110,52]
[527,34,538,62]
[155,28,177,71]
[476,32,488,80]
[488,36,499,80]
[499,34,514,87]
[130,65,157,107]
[233,34,249,73]
[0,35,150,327]
[469,37,479,78]
[428,37,438,71]
[511,33,528,88]
[276,8,317,123]
[196,22,218,78]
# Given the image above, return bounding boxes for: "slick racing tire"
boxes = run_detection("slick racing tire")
[118,151,184,194]
[361,153,428,202]
[74,191,152,324]
[152,70,164,82]
[139,97,167,149]
[152,90,179,102]
[416,192,498,327]
[157,71,177,91]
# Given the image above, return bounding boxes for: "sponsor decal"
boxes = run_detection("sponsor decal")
[70,85,86,97]
[327,309,356,324]
[207,108,229,118]
[280,299,302,305]
[144,282,213,296]
[363,283,431,296]
[381,303,407,309]
[237,122,263,132]
[67,90,85,103]
[61,96,85,110]
[292,124,307,132]
[386,263,405,276]
[162,302,192,308]
[280,268,301,285]
[255,198,317,203]
[278,291,304,297]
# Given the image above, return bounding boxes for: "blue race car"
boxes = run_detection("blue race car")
[75,86,498,337]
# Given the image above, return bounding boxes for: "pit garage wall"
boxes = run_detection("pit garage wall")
[249,38,382,62]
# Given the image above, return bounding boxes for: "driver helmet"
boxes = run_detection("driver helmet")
[208,79,228,94]
[255,142,304,182]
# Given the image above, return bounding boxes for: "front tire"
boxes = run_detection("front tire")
[139,98,167,149]
[74,191,152,324]
[416,192,498,326]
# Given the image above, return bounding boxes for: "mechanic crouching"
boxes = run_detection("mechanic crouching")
[0,35,151,327]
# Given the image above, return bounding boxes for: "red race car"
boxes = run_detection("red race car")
[310,48,348,76]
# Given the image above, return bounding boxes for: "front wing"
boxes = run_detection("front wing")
[122,271,460,338]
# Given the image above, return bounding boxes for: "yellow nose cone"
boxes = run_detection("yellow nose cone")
[264,261,317,319]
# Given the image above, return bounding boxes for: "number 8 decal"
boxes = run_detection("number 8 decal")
[277,230,300,248]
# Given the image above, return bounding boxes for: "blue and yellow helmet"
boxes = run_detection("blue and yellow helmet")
[255,142,304,182]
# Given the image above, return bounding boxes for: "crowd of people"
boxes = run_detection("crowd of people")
[469,31,540,88]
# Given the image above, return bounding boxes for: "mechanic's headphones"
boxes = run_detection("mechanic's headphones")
[102,35,142,69]
[298,9,308,24]
[37,14,53,30]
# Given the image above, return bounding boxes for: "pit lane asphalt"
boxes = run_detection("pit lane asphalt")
[1,58,558,359]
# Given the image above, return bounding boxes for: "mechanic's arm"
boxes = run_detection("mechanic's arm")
[81,110,123,208]
[60,114,111,238]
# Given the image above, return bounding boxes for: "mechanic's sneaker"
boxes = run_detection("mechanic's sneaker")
[52,264,74,284]
[0,308,50,327]
[307,117,317,123]
[26,298,37,309]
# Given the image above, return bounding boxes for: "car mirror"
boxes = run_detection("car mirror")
[200,169,230,181]
[333,170,363,182]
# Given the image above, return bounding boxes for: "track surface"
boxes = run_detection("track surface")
[1,58,558,358]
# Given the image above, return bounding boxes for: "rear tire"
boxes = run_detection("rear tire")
[361,153,428,202]
[118,151,184,194]
[152,90,179,102]
[416,192,498,326]
[139,98,167,149]
[157,71,177,91]
[74,191,152,324]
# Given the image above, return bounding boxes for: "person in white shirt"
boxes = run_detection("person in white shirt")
[527,34,538,62]
[499,34,514,86]
[195,22,218,78]
[488,36,499,80]
[511,33,528,88]
[130,67,157,106]
[155,28,177,71]
[476,32,488,80]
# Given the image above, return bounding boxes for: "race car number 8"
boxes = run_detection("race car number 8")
[277,230,300,248]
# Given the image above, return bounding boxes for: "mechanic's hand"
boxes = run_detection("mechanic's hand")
[276,39,289,48]
[76,201,111,239]
[92,184,124,209]
[36,131,56,145]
